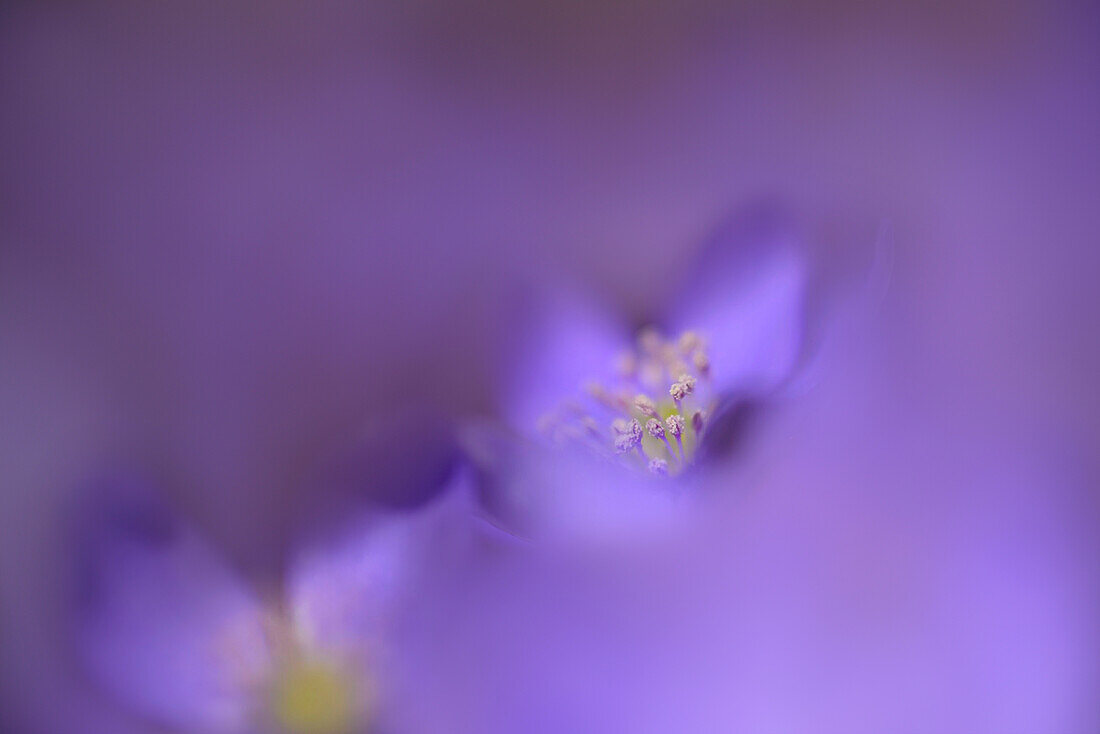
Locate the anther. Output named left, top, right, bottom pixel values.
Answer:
left=691, top=411, right=705, bottom=435
left=645, top=418, right=665, bottom=439
left=613, top=418, right=643, bottom=454
left=615, top=352, right=638, bottom=378
left=586, top=381, right=610, bottom=403
left=581, top=416, right=603, bottom=439
left=587, top=382, right=629, bottom=412
left=640, top=361, right=665, bottom=390
left=669, top=382, right=688, bottom=402
left=638, top=327, right=663, bottom=354
left=692, top=351, right=710, bottom=376
left=665, top=414, right=685, bottom=459
left=678, top=331, right=702, bottom=354
left=633, top=394, right=659, bottom=418
left=647, top=417, right=676, bottom=459
left=543, top=326, right=716, bottom=475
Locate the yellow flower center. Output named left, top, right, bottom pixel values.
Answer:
left=270, top=655, right=365, bottom=734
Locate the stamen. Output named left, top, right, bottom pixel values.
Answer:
left=615, top=352, right=638, bottom=378
left=692, top=350, right=710, bottom=377
left=545, top=328, right=716, bottom=477
left=668, top=360, right=691, bottom=381
left=612, top=418, right=643, bottom=454
left=665, top=414, right=685, bottom=438
left=665, top=414, right=685, bottom=459
left=678, top=331, right=702, bottom=354
left=585, top=381, right=611, bottom=404
left=587, top=382, right=628, bottom=413
left=633, top=395, right=659, bottom=418
left=639, top=361, right=665, bottom=391
left=669, top=381, right=687, bottom=411
left=646, top=417, right=676, bottom=458
left=581, top=416, right=602, bottom=439
left=637, top=327, right=663, bottom=354
left=669, top=382, right=688, bottom=402
left=648, top=458, right=669, bottom=476
left=645, top=417, right=665, bottom=440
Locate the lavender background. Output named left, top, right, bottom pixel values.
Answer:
left=2, top=1, right=1098, bottom=732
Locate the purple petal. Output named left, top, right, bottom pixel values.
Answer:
left=463, top=423, right=689, bottom=545
left=499, top=285, right=630, bottom=431
left=286, top=466, right=487, bottom=657
left=666, top=207, right=808, bottom=397
left=75, top=480, right=265, bottom=732
left=317, top=411, right=461, bottom=510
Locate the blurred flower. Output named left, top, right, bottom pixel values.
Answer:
left=74, top=469, right=479, bottom=734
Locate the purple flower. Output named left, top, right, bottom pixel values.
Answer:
left=468, top=208, right=812, bottom=540
left=74, top=468, right=481, bottom=734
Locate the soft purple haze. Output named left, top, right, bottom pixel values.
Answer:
left=2, top=1, right=1098, bottom=732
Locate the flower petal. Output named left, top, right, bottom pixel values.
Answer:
left=666, top=206, right=808, bottom=397
left=286, top=466, right=487, bottom=657
left=499, top=284, right=631, bottom=432
left=75, top=478, right=266, bottom=732
left=462, top=422, right=689, bottom=546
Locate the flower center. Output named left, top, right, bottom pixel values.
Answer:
left=261, top=609, right=371, bottom=734
left=270, top=655, right=360, bottom=734
left=539, top=328, right=714, bottom=476
left=214, top=606, right=371, bottom=734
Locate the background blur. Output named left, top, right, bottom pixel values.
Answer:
left=2, top=1, right=1098, bottom=732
